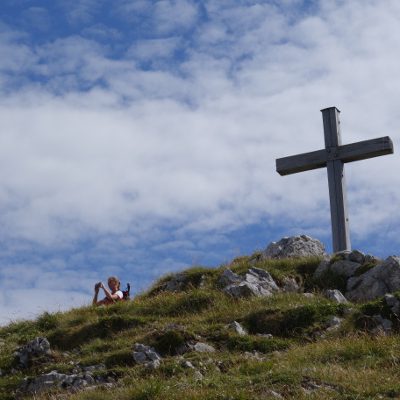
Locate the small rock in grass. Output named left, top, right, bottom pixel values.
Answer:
left=326, top=316, right=343, bottom=331
left=227, top=321, right=247, bottom=336
left=324, top=289, right=348, bottom=304
left=181, top=360, right=195, bottom=369
left=192, top=342, right=216, bottom=353
left=193, top=370, right=203, bottom=381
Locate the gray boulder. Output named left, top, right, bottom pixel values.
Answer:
left=132, top=343, right=161, bottom=369
left=314, top=259, right=361, bottom=279
left=263, top=235, right=326, bottom=259
left=222, top=268, right=279, bottom=298
left=14, top=337, right=52, bottom=369
left=346, top=256, right=400, bottom=302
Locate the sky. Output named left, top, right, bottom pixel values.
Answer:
left=0, top=0, right=400, bottom=325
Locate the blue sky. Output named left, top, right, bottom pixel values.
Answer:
left=1, top=0, right=400, bottom=324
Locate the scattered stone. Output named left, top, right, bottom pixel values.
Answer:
left=227, top=321, right=247, bottom=336
left=256, top=333, right=273, bottom=338
left=181, top=360, right=195, bottom=369
left=263, top=235, right=326, bottom=259
left=132, top=343, right=162, bottom=369
left=303, top=292, right=315, bottom=298
left=326, top=316, right=343, bottom=331
left=191, top=342, right=216, bottom=353
left=346, top=256, right=400, bottom=302
left=324, top=289, right=348, bottom=304
left=282, top=277, right=301, bottom=293
left=193, top=370, right=203, bottom=381
left=14, top=337, right=52, bottom=369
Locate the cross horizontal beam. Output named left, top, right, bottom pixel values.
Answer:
left=276, top=136, right=393, bottom=176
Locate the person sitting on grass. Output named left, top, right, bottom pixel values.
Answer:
left=92, top=276, right=123, bottom=306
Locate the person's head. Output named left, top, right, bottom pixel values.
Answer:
left=107, top=276, right=120, bottom=292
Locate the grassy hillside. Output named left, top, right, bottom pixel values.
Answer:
left=1, top=255, right=400, bottom=399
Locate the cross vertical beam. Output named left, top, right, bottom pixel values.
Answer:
left=322, top=107, right=351, bottom=252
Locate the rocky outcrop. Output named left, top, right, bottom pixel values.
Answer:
left=346, top=256, right=400, bottom=302
left=20, top=370, right=95, bottom=393
left=14, top=337, right=52, bottom=369
left=263, top=235, right=326, bottom=259
left=314, top=250, right=379, bottom=280
left=221, top=268, right=279, bottom=298
left=19, top=364, right=111, bottom=394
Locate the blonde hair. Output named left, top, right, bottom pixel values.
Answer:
left=107, top=276, right=120, bottom=290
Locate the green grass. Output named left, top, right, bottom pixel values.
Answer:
left=1, top=255, right=400, bottom=399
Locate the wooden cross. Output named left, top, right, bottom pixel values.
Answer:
left=276, top=107, right=394, bottom=253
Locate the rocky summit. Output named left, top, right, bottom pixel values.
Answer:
left=263, top=235, right=326, bottom=259
left=1, top=236, right=400, bottom=399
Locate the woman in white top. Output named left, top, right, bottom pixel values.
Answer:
left=92, top=276, right=123, bottom=306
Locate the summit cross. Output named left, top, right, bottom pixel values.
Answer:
left=276, top=107, right=394, bottom=253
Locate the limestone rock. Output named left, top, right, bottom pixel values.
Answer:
left=193, top=370, right=204, bottom=380
left=346, top=256, right=400, bottom=302
left=282, top=277, right=301, bottom=293
left=19, top=370, right=96, bottom=394
left=192, top=342, right=216, bottom=353
left=222, top=268, right=279, bottom=298
left=218, top=269, right=242, bottom=287
left=14, top=337, right=52, bottom=369
left=226, top=321, right=247, bottom=336
left=181, top=360, right=195, bottom=369
left=324, top=289, right=348, bottom=304
left=326, top=316, right=343, bottom=331
left=263, top=235, right=326, bottom=259
left=314, top=259, right=360, bottom=279
left=132, top=343, right=161, bottom=369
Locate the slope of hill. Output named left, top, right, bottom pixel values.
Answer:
left=1, top=251, right=400, bottom=399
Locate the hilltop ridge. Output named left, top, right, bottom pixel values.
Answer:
left=1, top=236, right=400, bottom=399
